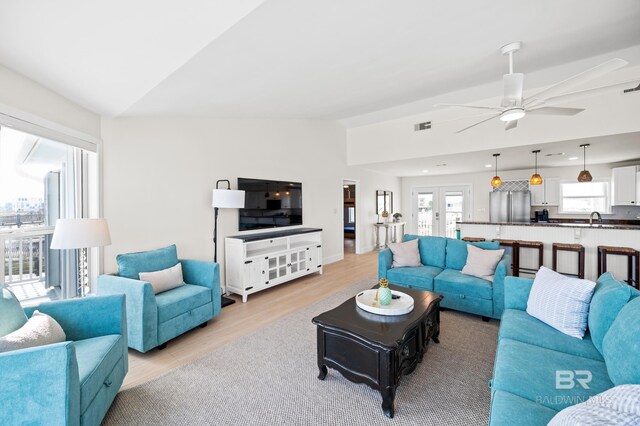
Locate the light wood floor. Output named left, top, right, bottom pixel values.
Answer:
left=122, top=249, right=377, bottom=390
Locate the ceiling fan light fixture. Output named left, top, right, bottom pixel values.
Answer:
left=577, top=144, right=593, bottom=182
left=490, top=153, right=502, bottom=187
left=500, top=108, right=526, bottom=122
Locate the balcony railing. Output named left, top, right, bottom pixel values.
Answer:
left=1, top=227, right=57, bottom=303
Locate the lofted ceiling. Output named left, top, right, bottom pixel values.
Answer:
left=365, top=132, right=640, bottom=177
left=0, top=0, right=639, bottom=120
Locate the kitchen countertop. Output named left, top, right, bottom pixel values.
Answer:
left=458, top=221, right=640, bottom=230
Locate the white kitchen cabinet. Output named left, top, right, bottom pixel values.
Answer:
left=530, top=178, right=559, bottom=206
left=225, top=228, right=323, bottom=302
left=612, top=166, right=639, bottom=206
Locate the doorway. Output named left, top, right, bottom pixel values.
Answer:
left=412, top=185, right=471, bottom=238
left=342, top=180, right=357, bottom=254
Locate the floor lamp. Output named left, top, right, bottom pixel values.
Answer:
left=50, top=218, right=112, bottom=297
left=212, top=179, right=245, bottom=307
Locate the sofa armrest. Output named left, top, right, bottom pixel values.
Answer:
left=97, top=275, right=158, bottom=352
left=25, top=295, right=126, bottom=342
left=491, top=255, right=511, bottom=318
left=180, top=259, right=221, bottom=315
left=378, top=249, right=393, bottom=279
left=504, top=276, right=535, bottom=311
left=0, top=342, right=80, bottom=426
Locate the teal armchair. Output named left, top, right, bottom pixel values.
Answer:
left=97, top=245, right=221, bottom=353
left=0, top=294, right=127, bottom=426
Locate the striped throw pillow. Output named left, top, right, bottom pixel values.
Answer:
left=526, top=266, right=596, bottom=339
left=548, top=384, right=640, bottom=425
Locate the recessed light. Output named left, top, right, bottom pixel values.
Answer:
left=343, top=185, right=349, bottom=188
left=484, top=164, right=492, bottom=168
left=568, top=156, right=579, bottom=160
left=422, top=169, right=429, bottom=173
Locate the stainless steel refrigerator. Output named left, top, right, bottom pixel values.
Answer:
left=490, top=191, right=531, bottom=223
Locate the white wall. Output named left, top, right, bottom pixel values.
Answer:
left=101, top=117, right=400, bottom=282
left=0, top=64, right=101, bottom=139
left=402, top=161, right=640, bottom=233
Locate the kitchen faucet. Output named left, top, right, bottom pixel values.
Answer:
left=589, top=211, right=603, bottom=225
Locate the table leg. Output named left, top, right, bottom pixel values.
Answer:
left=380, top=387, right=396, bottom=418
left=384, top=226, right=390, bottom=248
left=374, top=226, right=380, bottom=250
left=317, top=364, right=327, bottom=380
left=432, top=307, right=441, bottom=344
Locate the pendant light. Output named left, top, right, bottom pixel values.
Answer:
left=577, top=144, right=593, bottom=182
left=530, top=150, right=543, bottom=185
left=491, top=153, right=502, bottom=187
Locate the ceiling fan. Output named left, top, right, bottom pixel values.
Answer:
left=435, top=42, right=638, bottom=133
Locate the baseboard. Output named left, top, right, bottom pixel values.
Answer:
left=323, top=254, right=343, bottom=265
left=359, top=245, right=376, bottom=253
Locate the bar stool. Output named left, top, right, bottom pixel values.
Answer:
left=494, top=239, right=519, bottom=276
left=517, top=240, right=544, bottom=277
left=597, top=246, right=639, bottom=289
left=552, top=243, right=585, bottom=279
left=462, top=237, right=486, bottom=242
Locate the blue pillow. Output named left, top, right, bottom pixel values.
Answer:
left=403, top=235, right=447, bottom=268
left=445, top=238, right=499, bottom=270
left=0, top=288, right=27, bottom=337
left=117, top=244, right=179, bottom=280
left=588, top=273, right=633, bottom=355
left=603, top=297, right=640, bottom=385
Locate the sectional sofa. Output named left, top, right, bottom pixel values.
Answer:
left=489, top=273, right=640, bottom=425
left=379, top=235, right=510, bottom=320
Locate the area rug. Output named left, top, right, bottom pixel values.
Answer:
left=103, top=278, right=500, bottom=425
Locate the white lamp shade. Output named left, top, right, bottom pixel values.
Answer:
left=212, top=189, right=245, bottom=208
left=51, top=218, right=112, bottom=249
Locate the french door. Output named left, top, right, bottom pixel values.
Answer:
left=412, top=186, right=471, bottom=238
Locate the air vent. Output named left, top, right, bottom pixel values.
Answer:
left=414, top=121, right=432, bottom=131
left=623, top=83, right=640, bottom=94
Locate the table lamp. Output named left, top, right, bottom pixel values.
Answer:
left=212, top=179, right=245, bottom=307
left=51, top=218, right=112, bottom=297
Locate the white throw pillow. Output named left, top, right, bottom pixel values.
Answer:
left=548, top=384, right=640, bottom=425
left=139, top=263, right=185, bottom=294
left=0, top=310, right=66, bottom=353
left=388, top=239, right=422, bottom=268
left=526, top=266, right=596, bottom=339
left=461, top=244, right=505, bottom=282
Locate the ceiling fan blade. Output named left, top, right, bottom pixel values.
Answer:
left=433, top=111, right=498, bottom=125
left=527, top=106, right=585, bottom=116
left=435, top=103, right=502, bottom=111
left=524, top=58, right=628, bottom=104
left=502, top=73, right=524, bottom=107
left=540, top=79, right=639, bottom=106
left=456, top=114, right=501, bottom=133
left=504, top=120, right=518, bottom=131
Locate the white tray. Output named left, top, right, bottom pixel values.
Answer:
left=355, top=289, right=414, bottom=316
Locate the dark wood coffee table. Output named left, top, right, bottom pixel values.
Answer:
left=312, top=285, right=442, bottom=418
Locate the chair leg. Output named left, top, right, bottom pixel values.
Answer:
left=199, top=321, right=208, bottom=328
left=157, top=343, right=167, bottom=350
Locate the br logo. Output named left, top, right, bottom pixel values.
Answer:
left=556, top=370, right=592, bottom=389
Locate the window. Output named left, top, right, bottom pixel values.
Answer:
left=559, top=181, right=610, bottom=214
left=347, top=207, right=355, bottom=224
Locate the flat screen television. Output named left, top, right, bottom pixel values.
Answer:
left=238, top=178, right=302, bottom=231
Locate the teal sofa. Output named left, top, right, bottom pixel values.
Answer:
left=379, top=235, right=510, bottom=320
left=97, top=244, right=221, bottom=353
left=488, top=273, right=640, bottom=425
left=0, top=290, right=127, bottom=426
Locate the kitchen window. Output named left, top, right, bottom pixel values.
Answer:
left=559, top=181, right=611, bottom=214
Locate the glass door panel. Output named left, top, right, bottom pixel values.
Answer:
left=444, top=191, right=463, bottom=238
left=413, top=189, right=438, bottom=236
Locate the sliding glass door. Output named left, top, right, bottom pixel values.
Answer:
left=0, top=125, right=97, bottom=304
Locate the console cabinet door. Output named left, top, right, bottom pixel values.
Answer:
left=243, top=258, right=263, bottom=290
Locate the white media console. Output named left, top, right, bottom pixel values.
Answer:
left=225, top=228, right=323, bottom=302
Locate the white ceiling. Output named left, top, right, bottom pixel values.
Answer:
left=365, top=132, right=640, bottom=177
left=0, top=0, right=639, bottom=119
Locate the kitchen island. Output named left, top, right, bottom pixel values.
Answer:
left=459, top=221, right=640, bottom=282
